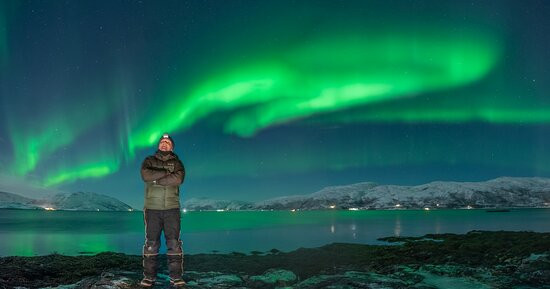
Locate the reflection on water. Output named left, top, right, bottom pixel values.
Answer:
left=3, top=233, right=112, bottom=256
left=0, top=208, right=549, bottom=256
left=394, top=216, right=401, bottom=237
left=435, top=217, right=441, bottom=234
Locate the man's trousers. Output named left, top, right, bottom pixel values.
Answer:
left=142, top=208, right=184, bottom=280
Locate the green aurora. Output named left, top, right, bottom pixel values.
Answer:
left=40, top=29, right=503, bottom=186
left=133, top=30, right=501, bottom=142
left=0, top=0, right=549, bottom=202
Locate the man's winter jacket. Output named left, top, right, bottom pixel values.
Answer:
left=141, top=150, right=185, bottom=210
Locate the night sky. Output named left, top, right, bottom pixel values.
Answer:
left=1, top=0, right=549, bottom=209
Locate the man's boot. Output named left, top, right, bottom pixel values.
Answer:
left=167, top=238, right=184, bottom=285
left=142, top=240, right=160, bottom=287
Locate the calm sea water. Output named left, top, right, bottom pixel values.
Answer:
left=0, top=208, right=549, bottom=257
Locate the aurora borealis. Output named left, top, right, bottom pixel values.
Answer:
left=1, top=1, right=549, bottom=208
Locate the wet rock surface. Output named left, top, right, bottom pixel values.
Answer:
left=1, top=231, right=549, bottom=289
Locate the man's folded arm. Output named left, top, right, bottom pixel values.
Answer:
left=141, top=158, right=168, bottom=182
left=157, top=161, right=185, bottom=186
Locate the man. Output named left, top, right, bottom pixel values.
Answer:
left=140, top=133, right=186, bottom=288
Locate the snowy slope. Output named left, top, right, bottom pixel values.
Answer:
left=40, top=192, right=133, bottom=211
left=183, top=197, right=254, bottom=211
left=183, top=177, right=550, bottom=210
left=0, top=191, right=43, bottom=209
left=257, top=177, right=550, bottom=210
left=5, top=177, right=548, bottom=211
left=0, top=191, right=134, bottom=211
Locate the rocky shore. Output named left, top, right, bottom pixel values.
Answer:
left=1, top=231, right=549, bottom=289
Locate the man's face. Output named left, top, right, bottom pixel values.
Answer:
left=158, top=139, right=173, bottom=152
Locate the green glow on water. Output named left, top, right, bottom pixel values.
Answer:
left=1, top=209, right=549, bottom=256
left=6, top=233, right=113, bottom=256
left=180, top=210, right=339, bottom=232
left=8, top=233, right=35, bottom=256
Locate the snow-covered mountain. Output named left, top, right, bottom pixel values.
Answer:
left=256, top=177, right=550, bottom=210
left=0, top=191, right=133, bottom=211
left=0, top=191, right=43, bottom=209
left=183, top=177, right=550, bottom=211
left=4, top=177, right=549, bottom=211
left=41, top=192, right=133, bottom=211
left=183, top=197, right=254, bottom=211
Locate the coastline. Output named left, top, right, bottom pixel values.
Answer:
left=1, top=231, right=549, bottom=289
left=1, top=206, right=549, bottom=213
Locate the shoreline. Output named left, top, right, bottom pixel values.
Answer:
left=1, top=206, right=549, bottom=213
left=1, top=230, right=549, bottom=289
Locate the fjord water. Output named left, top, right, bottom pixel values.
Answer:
left=0, top=208, right=549, bottom=257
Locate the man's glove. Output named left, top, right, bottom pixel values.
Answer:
left=164, top=164, right=175, bottom=173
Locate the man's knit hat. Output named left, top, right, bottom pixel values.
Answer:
left=159, top=133, right=174, bottom=147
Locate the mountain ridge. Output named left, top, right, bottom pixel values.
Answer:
left=183, top=176, right=550, bottom=211
left=3, top=177, right=549, bottom=211
left=0, top=191, right=133, bottom=211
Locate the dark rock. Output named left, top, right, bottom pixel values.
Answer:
left=247, top=268, right=297, bottom=288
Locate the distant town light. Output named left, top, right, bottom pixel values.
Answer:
left=291, top=209, right=296, bottom=212
left=329, top=205, right=336, bottom=209
left=182, top=208, right=187, bottom=213
left=424, top=207, right=430, bottom=211
left=395, top=204, right=401, bottom=207
left=128, top=208, right=133, bottom=212
left=348, top=208, right=359, bottom=211
left=44, top=207, right=55, bottom=211
left=466, top=205, right=473, bottom=209
left=216, top=209, right=225, bottom=212
left=96, top=209, right=100, bottom=211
